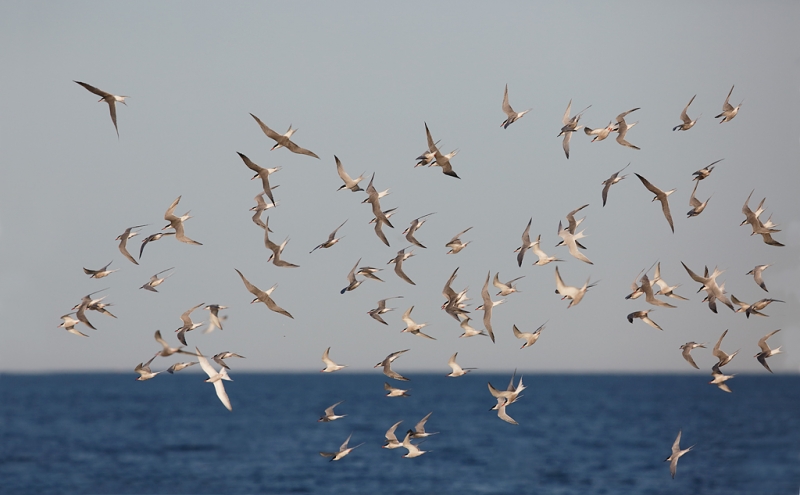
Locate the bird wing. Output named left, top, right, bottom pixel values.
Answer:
left=395, top=260, right=415, bottom=285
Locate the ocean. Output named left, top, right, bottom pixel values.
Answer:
left=1, top=373, right=798, bottom=494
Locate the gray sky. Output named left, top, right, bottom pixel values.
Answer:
left=1, top=1, right=798, bottom=373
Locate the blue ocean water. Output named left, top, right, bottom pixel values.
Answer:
left=1, top=373, right=798, bottom=494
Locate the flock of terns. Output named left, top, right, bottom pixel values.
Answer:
left=61, top=79, right=784, bottom=477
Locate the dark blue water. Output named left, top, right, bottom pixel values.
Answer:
left=1, top=373, right=798, bottom=494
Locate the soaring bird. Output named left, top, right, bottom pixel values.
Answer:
left=116, top=224, right=147, bottom=265
left=615, top=108, right=640, bottom=150
left=715, top=85, right=742, bottom=123
left=554, top=266, right=595, bottom=308
left=334, top=156, right=365, bottom=192
left=500, top=84, right=531, bottom=128
left=319, top=434, right=363, bottom=461
left=74, top=81, right=128, bottom=137
left=424, top=123, right=460, bottom=178
left=755, top=329, right=782, bottom=373
left=665, top=430, right=693, bottom=478
left=673, top=95, right=699, bottom=131
left=635, top=173, right=675, bottom=233
left=601, top=163, right=629, bottom=207
left=558, top=99, right=591, bottom=159
left=250, top=113, right=319, bottom=158
left=237, top=152, right=279, bottom=206
left=163, top=196, right=202, bottom=245
left=234, top=269, right=293, bottom=319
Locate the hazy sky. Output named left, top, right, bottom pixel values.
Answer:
left=1, top=1, right=798, bottom=373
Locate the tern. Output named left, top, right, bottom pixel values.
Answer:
left=408, top=412, right=438, bottom=439
left=712, top=330, right=739, bottom=367
left=653, top=263, right=688, bottom=301
left=262, top=219, right=299, bottom=268
left=321, top=347, right=347, bottom=373
left=250, top=193, right=269, bottom=229
left=458, top=317, right=487, bottom=338
left=680, top=342, right=706, bottom=370
left=334, top=155, right=364, bottom=192
left=196, top=347, right=233, bottom=411
left=357, top=266, right=384, bottom=282
left=74, top=81, right=128, bottom=137
left=377, top=350, right=410, bottom=381
left=627, top=310, right=662, bottom=331
left=514, top=219, right=535, bottom=266
left=213, top=352, right=245, bottom=370
left=250, top=113, right=319, bottom=158
left=403, top=212, right=435, bottom=248
left=635, top=173, right=675, bottom=233
left=116, top=224, right=147, bottom=265
left=755, top=329, right=782, bottom=373
left=488, top=373, right=525, bottom=408
left=318, top=401, right=346, bottom=422
left=166, top=362, right=197, bottom=374
left=615, top=108, right=640, bottom=150
left=512, top=322, right=545, bottom=349
left=400, top=431, right=428, bottom=458
left=310, top=220, right=347, bottom=253
left=82, top=260, right=118, bottom=279
left=681, top=262, right=734, bottom=312
left=424, top=123, right=460, bottom=178
left=139, top=232, right=174, bottom=259
left=384, top=382, right=410, bottom=397
left=715, top=85, right=742, bottom=123
left=237, top=152, right=279, bottom=206
left=134, top=353, right=161, bottom=381
left=441, top=267, right=470, bottom=321
left=175, top=302, right=205, bottom=346
left=746, top=298, right=783, bottom=319
left=340, top=258, right=363, bottom=294
left=558, top=99, right=591, bottom=159
left=447, top=352, right=476, bottom=377
left=74, top=289, right=109, bottom=330
left=140, top=267, right=175, bottom=292
left=741, top=191, right=784, bottom=247
left=401, top=306, right=434, bottom=340
left=584, top=121, right=617, bottom=142
left=692, top=159, right=724, bottom=181
left=58, top=313, right=88, bottom=337
left=730, top=294, right=766, bottom=317
left=746, top=264, right=771, bottom=292
left=493, top=273, right=524, bottom=296
left=446, top=227, right=472, bottom=254
left=601, top=163, right=629, bottom=207
left=479, top=272, right=503, bottom=343
left=686, top=182, right=711, bottom=218
left=639, top=274, right=676, bottom=308
left=530, top=234, right=562, bottom=266
left=500, top=84, right=531, bottom=128
left=203, top=304, right=228, bottom=334
left=710, top=363, right=734, bottom=393
left=383, top=421, right=405, bottom=448
left=320, top=434, right=363, bottom=461
left=557, top=221, right=593, bottom=265
left=154, top=330, right=196, bottom=357
left=234, top=268, right=293, bottom=319
left=368, top=296, right=403, bottom=325
left=87, top=298, right=117, bottom=318
left=665, top=430, right=693, bottom=479
left=673, top=95, right=699, bottom=131
left=163, top=196, right=202, bottom=245
left=554, top=266, right=596, bottom=308
left=390, top=247, right=416, bottom=285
